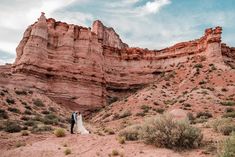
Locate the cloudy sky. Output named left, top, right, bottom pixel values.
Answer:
left=0, top=0, right=234, bottom=64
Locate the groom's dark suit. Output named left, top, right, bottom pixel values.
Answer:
left=70, top=112, right=77, bottom=134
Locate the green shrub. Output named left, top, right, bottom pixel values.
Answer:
left=141, top=115, right=203, bottom=149
left=0, top=109, right=8, bottom=119
left=140, top=105, right=151, bottom=113
left=15, top=141, right=26, bottom=147
left=32, top=115, right=43, bottom=122
left=187, top=112, right=195, bottom=122
left=136, top=112, right=146, bottom=117
left=31, top=125, right=52, bottom=133
left=212, top=118, right=233, bottom=132
left=220, top=101, right=235, bottom=106
left=222, top=112, right=235, bottom=118
left=212, top=118, right=235, bottom=135
left=163, top=99, right=177, bottom=105
left=8, top=107, right=20, bottom=113
left=33, top=99, right=45, bottom=107
left=43, top=114, right=59, bottom=125
left=221, top=88, right=228, bottom=92
left=225, top=108, right=234, bottom=113
left=193, top=117, right=208, bottom=124
left=24, top=105, right=32, bottom=110
left=54, top=128, right=66, bottom=137
left=219, top=125, right=235, bottom=136
left=24, top=109, right=32, bottom=115
left=108, top=97, right=119, bottom=104
left=41, top=110, right=50, bottom=115
left=217, top=133, right=235, bottom=157
left=21, top=116, right=30, bottom=121
left=118, top=125, right=142, bottom=141
left=64, top=148, right=71, bottom=155
left=6, top=98, right=15, bottom=104
left=49, top=107, right=56, bottom=112
left=196, top=112, right=212, bottom=119
left=0, top=91, right=5, bottom=96
left=154, top=108, right=165, bottom=114
left=15, top=90, right=27, bottom=95
left=199, top=80, right=206, bottom=85
left=194, top=63, right=203, bottom=68
left=183, top=103, right=191, bottom=107
left=24, top=120, right=37, bottom=127
left=4, top=121, right=22, bottom=133
left=118, top=110, right=132, bottom=119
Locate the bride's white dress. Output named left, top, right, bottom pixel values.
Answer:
left=75, top=114, right=89, bottom=134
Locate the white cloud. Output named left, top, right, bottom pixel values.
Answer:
left=139, top=0, right=171, bottom=15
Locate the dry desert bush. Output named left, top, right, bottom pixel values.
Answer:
left=119, top=114, right=203, bottom=149
left=217, top=133, right=235, bottom=157
left=54, top=128, right=66, bottom=137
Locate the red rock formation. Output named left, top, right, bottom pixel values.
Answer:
left=4, top=13, right=233, bottom=111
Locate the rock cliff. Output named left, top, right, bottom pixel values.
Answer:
left=2, top=13, right=234, bottom=111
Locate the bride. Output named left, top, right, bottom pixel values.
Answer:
left=75, top=112, right=89, bottom=134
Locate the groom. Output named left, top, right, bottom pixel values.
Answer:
left=70, top=111, right=78, bottom=134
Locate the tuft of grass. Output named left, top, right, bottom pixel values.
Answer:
left=24, top=120, right=37, bottom=127
left=54, top=128, right=66, bottom=137
left=136, top=112, right=146, bottom=117
left=222, top=112, right=235, bottom=118
left=24, top=105, right=32, bottom=110
left=0, top=109, right=9, bottom=119
left=43, top=114, right=59, bottom=125
left=64, top=148, right=71, bottom=155
left=31, top=125, right=52, bottom=133
left=104, top=128, right=115, bottom=135
left=8, top=107, right=20, bottom=113
left=4, top=121, right=22, bottom=133
left=163, top=99, right=177, bottom=106
left=49, top=107, right=56, bottom=112
left=119, top=125, right=142, bottom=141
left=15, top=90, right=27, bottom=95
left=225, top=108, right=234, bottom=113
left=117, top=136, right=126, bottom=144
left=118, top=110, right=132, bottom=119
left=15, top=141, right=26, bottom=148
left=41, top=110, right=50, bottom=115
left=6, top=98, right=15, bottom=104
left=154, top=108, right=165, bottom=114
left=217, top=133, right=235, bottom=157
left=194, top=63, right=203, bottom=68
left=140, top=105, right=151, bottom=113
left=21, top=130, right=29, bottom=136
left=24, top=109, right=32, bottom=115
left=220, top=101, right=235, bottom=106
left=211, top=118, right=235, bottom=136
left=112, top=149, right=119, bottom=156
left=196, top=112, right=212, bottom=119
left=33, top=98, right=45, bottom=107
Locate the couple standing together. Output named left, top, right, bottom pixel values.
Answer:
left=70, top=111, right=89, bottom=134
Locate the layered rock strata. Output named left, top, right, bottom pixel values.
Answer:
left=8, top=13, right=234, bottom=110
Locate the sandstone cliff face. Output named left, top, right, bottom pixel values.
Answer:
left=9, top=13, right=234, bottom=110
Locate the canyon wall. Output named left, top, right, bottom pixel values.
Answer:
left=9, top=13, right=234, bottom=110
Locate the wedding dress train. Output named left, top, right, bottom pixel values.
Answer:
left=76, top=114, right=89, bottom=134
